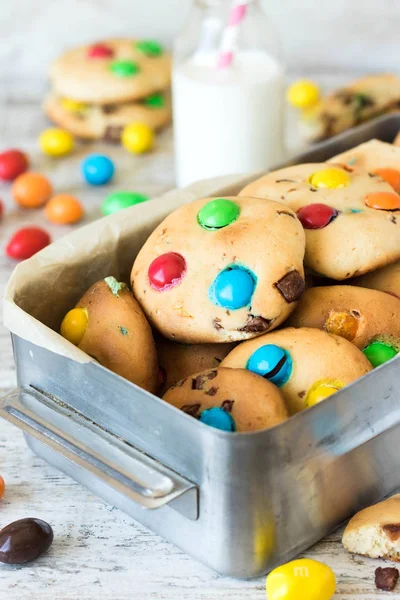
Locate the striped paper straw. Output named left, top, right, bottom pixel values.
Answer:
left=217, top=0, right=249, bottom=69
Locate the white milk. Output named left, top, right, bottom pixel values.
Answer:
left=173, top=50, right=285, bottom=188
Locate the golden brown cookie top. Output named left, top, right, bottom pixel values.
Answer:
left=131, top=196, right=306, bottom=344
left=287, top=285, right=400, bottom=367
left=66, top=277, right=158, bottom=392
left=240, top=163, right=400, bottom=280
left=163, top=367, right=288, bottom=433
left=353, top=260, right=400, bottom=299
left=221, top=327, right=372, bottom=414
left=50, top=39, right=171, bottom=104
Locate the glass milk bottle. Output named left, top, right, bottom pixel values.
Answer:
left=173, top=0, right=284, bottom=188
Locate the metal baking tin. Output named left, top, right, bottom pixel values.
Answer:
left=2, top=114, right=400, bottom=578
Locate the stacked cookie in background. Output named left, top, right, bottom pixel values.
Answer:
left=44, top=39, right=171, bottom=142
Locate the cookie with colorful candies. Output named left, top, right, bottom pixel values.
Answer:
left=328, top=139, right=400, bottom=192
left=239, top=163, right=400, bottom=280
left=221, top=327, right=372, bottom=414
left=60, top=277, right=158, bottom=393
left=287, top=285, right=400, bottom=368
left=131, top=196, right=306, bottom=343
left=162, top=367, right=289, bottom=433
left=49, top=38, right=171, bottom=105
left=44, top=92, right=171, bottom=142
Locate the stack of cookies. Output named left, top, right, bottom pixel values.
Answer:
left=44, top=38, right=172, bottom=142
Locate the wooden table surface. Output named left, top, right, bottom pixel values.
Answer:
left=0, top=80, right=398, bottom=599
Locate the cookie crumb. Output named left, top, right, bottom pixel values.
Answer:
left=104, top=276, right=128, bottom=297
left=375, top=567, right=399, bottom=591
left=103, top=125, right=123, bottom=143
left=274, top=270, right=305, bottom=303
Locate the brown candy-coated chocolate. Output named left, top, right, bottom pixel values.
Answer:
left=0, top=518, right=53, bottom=564
left=375, top=566, right=399, bottom=591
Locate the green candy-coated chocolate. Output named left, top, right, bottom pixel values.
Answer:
left=363, top=341, right=398, bottom=368
left=136, top=40, right=163, bottom=57
left=110, top=60, right=140, bottom=78
left=102, top=191, right=149, bottom=216
left=198, top=198, right=240, bottom=230
left=144, top=93, right=165, bottom=108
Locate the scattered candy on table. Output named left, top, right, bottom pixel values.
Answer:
left=12, top=172, right=53, bottom=208
left=0, top=475, right=5, bottom=500
left=266, top=558, right=336, bottom=600
left=101, top=191, right=149, bottom=216
left=45, top=193, right=84, bottom=225
left=0, top=149, right=29, bottom=181
left=0, top=518, right=54, bottom=564
left=121, top=122, right=154, bottom=154
left=6, top=226, right=51, bottom=260
left=39, top=128, right=74, bottom=157
left=287, top=79, right=321, bottom=110
left=81, top=154, right=115, bottom=185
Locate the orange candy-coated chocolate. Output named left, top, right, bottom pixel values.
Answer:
left=324, top=311, right=359, bottom=342
left=364, top=191, right=400, bottom=211
left=12, top=173, right=53, bottom=208
left=374, top=168, right=400, bottom=193
left=45, top=194, right=84, bottom=225
left=0, top=475, right=5, bottom=499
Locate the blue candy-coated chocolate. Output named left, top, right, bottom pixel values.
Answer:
left=199, top=407, right=236, bottom=432
left=81, top=154, right=115, bottom=186
left=209, top=266, right=256, bottom=310
left=246, top=344, right=292, bottom=387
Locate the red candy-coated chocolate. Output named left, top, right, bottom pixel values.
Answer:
left=6, top=227, right=51, bottom=260
left=148, top=252, right=186, bottom=291
left=0, top=149, right=29, bottom=181
left=296, top=203, right=338, bottom=229
left=88, top=43, right=114, bottom=59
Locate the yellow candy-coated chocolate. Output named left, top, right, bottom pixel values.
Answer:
left=309, top=168, right=351, bottom=190
left=121, top=122, right=154, bottom=154
left=60, top=97, right=89, bottom=114
left=287, top=80, right=321, bottom=110
left=324, top=311, right=359, bottom=341
left=266, top=558, right=336, bottom=600
left=60, top=308, right=88, bottom=346
left=39, top=128, right=74, bottom=157
left=305, top=379, right=344, bottom=408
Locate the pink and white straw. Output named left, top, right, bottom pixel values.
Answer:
left=217, top=0, right=249, bottom=69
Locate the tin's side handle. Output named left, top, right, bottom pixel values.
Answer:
left=0, top=387, right=198, bottom=520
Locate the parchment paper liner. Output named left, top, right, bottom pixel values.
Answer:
left=3, top=173, right=258, bottom=364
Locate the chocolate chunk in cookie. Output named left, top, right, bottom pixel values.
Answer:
left=274, top=270, right=305, bottom=303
